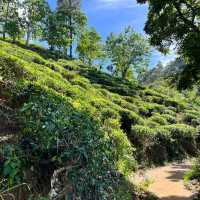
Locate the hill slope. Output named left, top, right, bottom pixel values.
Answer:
left=0, top=40, right=200, bottom=199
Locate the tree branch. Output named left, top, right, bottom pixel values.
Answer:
left=173, top=1, right=200, bottom=33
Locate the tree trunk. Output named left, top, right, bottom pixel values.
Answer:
left=50, top=45, right=54, bottom=51
left=26, top=26, right=31, bottom=46
left=3, top=1, right=11, bottom=40
left=69, top=0, right=73, bottom=58
left=122, top=68, right=128, bottom=80
left=88, top=59, right=92, bottom=66
left=69, top=15, right=73, bottom=58
left=12, top=36, right=16, bottom=43
left=3, top=31, right=6, bottom=40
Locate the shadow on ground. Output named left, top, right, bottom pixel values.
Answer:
left=166, top=163, right=192, bottom=182
left=161, top=195, right=194, bottom=200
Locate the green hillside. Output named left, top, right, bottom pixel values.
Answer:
left=0, top=40, right=200, bottom=199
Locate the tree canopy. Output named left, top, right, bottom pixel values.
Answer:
left=137, top=0, right=200, bottom=88
left=57, top=0, right=87, bottom=57
left=106, top=26, right=151, bottom=80
left=76, top=28, right=104, bottom=65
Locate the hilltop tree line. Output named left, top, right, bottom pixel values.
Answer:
left=0, top=0, right=86, bottom=57
left=2, top=0, right=199, bottom=87
left=0, top=0, right=151, bottom=80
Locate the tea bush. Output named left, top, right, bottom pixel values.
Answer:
left=0, top=39, right=200, bottom=199
left=148, top=113, right=168, bottom=125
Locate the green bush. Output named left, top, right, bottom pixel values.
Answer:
left=1, top=39, right=200, bottom=198
left=130, top=124, right=198, bottom=166
left=163, top=124, right=197, bottom=158
left=138, top=102, right=165, bottom=117
left=183, top=112, right=200, bottom=126
left=145, top=120, right=159, bottom=128
left=163, top=109, right=176, bottom=117
left=162, top=114, right=177, bottom=124
left=0, top=145, right=24, bottom=187
left=164, top=98, right=186, bottom=111
left=184, top=156, right=200, bottom=198
left=130, top=125, right=164, bottom=166
left=17, top=85, right=136, bottom=199
left=0, top=53, right=26, bottom=81
left=149, top=113, right=168, bottom=125
left=120, top=109, right=144, bottom=134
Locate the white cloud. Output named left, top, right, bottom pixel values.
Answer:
left=152, top=51, right=177, bottom=67
left=95, top=0, right=144, bottom=10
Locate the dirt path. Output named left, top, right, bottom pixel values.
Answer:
left=145, top=160, right=194, bottom=200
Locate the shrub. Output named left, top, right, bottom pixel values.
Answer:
left=191, top=118, right=200, bottom=127
left=138, top=102, right=165, bottom=117
left=145, top=120, right=159, bottom=128
left=17, top=85, right=136, bottom=199
left=130, top=124, right=198, bottom=166
left=149, top=113, right=168, bottom=125
left=162, top=114, right=177, bottom=124
left=100, top=108, right=120, bottom=125
left=61, top=71, right=77, bottom=82
left=0, top=145, right=24, bottom=187
left=32, top=56, right=45, bottom=65
left=130, top=125, right=156, bottom=165
left=45, top=61, right=61, bottom=72
left=150, top=96, right=164, bottom=104
left=183, top=112, right=200, bottom=126
left=163, top=124, right=197, bottom=158
left=113, top=99, right=138, bottom=113
left=58, top=59, right=79, bottom=71
left=184, top=156, right=200, bottom=198
left=164, top=98, right=185, bottom=111
left=120, top=109, right=144, bottom=134
left=138, top=106, right=150, bottom=117
left=163, top=109, right=176, bottom=117
left=0, top=53, right=26, bottom=81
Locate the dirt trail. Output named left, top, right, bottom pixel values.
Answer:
left=145, top=160, right=194, bottom=200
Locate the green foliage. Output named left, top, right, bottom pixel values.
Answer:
left=42, top=10, right=71, bottom=52
left=137, top=0, right=200, bottom=88
left=162, top=114, right=177, bottom=124
left=0, top=145, right=24, bottom=187
left=28, top=196, right=49, bottom=200
left=0, top=40, right=200, bottom=198
left=185, top=162, right=200, bottom=182
left=183, top=112, right=200, bottom=127
left=4, top=20, right=21, bottom=42
left=161, top=124, right=197, bottom=158
left=22, top=0, right=50, bottom=46
left=0, top=0, right=20, bottom=40
left=106, top=26, right=151, bottom=80
left=16, top=84, right=136, bottom=199
left=57, top=0, right=87, bottom=57
left=77, top=28, right=104, bottom=65
left=149, top=113, right=168, bottom=125
left=142, top=58, right=185, bottom=85
left=130, top=124, right=197, bottom=166
left=184, top=156, right=200, bottom=198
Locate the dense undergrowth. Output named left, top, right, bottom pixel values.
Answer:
left=0, top=39, right=200, bottom=199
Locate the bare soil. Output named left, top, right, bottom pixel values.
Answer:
left=146, top=160, right=194, bottom=200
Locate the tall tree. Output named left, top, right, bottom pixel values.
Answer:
left=106, top=26, right=151, bottom=80
left=137, top=0, right=200, bottom=88
left=42, top=9, right=71, bottom=53
left=21, top=0, right=49, bottom=46
left=0, top=0, right=19, bottom=39
left=76, top=28, right=104, bottom=65
left=57, top=0, right=87, bottom=58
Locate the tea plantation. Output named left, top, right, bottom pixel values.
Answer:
left=0, top=40, right=200, bottom=199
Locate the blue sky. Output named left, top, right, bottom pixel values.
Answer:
left=48, top=0, right=177, bottom=68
